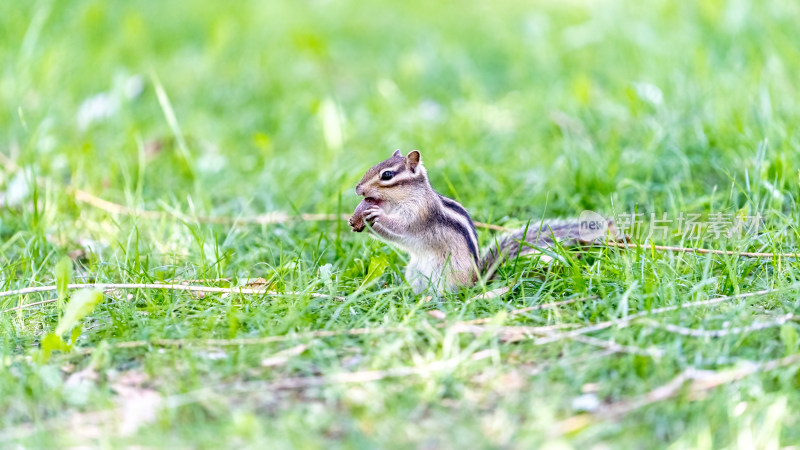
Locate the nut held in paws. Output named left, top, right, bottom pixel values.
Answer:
left=349, top=199, right=372, bottom=232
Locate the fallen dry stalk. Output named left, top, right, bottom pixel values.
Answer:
left=75, top=188, right=348, bottom=224
left=1, top=298, right=60, bottom=314
left=0, top=283, right=344, bottom=312
left=570, top=335, right=663, bottom=358
left=73, top=188, right=506, bottom=231
left=533, top=286, right=796, bottom=346
left=555, top=353, right=800, bottom=435
left=605, top=241, right=798, bottom=259
left=642, top=313, right=795, bottom=338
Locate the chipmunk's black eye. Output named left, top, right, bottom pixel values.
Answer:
left=380, top=170, right=394, bottom=181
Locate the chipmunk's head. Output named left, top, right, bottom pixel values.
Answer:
left=355, top=149, right=429, bottom=204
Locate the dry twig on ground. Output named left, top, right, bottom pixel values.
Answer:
left=533, top=286, right=795, bottom=346
left=73, top=188, right=507, bottom=231
left=0, top=283, right=344, bottom=313
left=555, top=353, right=800, bottom=435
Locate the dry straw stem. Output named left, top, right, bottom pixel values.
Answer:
left=533, top=286, right=796, bottom=346
left=570, top=335, right=663, bottom=358
left=74, top=188, right=348, bottom=224
left=0, top=283, right=344, bottom=312
left=167, top=277, right=232, bottom=284
left=555, top=353, right=800, bottom=435
left=1, top=297, right=59, bottom=314
left=606, top=240, right=798, bottom=259
left=642, top=313, right=795, bottom=338
left=73, top=188, right=506, bottom=231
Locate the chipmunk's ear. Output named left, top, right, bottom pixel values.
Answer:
left=405, top=150, right=421, bottom=172
left=392, top=149, right=402, bottom=158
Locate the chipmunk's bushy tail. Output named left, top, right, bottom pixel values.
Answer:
left=479, top=218, right=621, bottom=279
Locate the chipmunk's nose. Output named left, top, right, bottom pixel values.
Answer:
left=355, top=185, right=364, bottom=196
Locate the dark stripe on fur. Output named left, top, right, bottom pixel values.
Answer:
left=430, top=207, right=479, bottom=264
left=437, top=193, right=479, bottom=244
left=388, top=164, right=406, bottom=176
left=375, top=164, right=406, bottom=182
left=360, top=156, right=406, bottom=185
left=382, top=176, right=425, bottom=188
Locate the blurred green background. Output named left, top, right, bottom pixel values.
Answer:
left=4, top=0, right=798, bottom=218
left=3, top=0, right=800, bottom=447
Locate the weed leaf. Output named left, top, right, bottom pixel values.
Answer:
left=38, top=332, right=69, bottom=362
left=362, top=255, right=389, bottom=287
left=55, top=289, right=103, bottom=336
left=55, top=256, right=73, bottom=310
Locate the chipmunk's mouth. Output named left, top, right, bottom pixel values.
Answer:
left=364, top=197, right=381, bottom=206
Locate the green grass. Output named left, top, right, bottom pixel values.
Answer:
left=2, top=0, right=800, bottom=447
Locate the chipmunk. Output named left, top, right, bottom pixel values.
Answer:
left=349, top=150, right=619, bottom=294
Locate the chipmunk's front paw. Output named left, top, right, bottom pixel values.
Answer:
left=364, top=205, right=384, bottom=224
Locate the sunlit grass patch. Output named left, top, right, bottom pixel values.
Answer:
left=2, top=0, right=800, bottom=447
